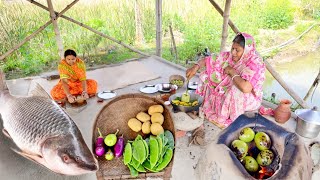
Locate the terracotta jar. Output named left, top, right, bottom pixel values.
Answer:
left=274, top=99, right=292, bottom=124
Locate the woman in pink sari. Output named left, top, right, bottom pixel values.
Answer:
left=186, top=33, right=265, bottom=128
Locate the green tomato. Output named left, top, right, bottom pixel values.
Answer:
left=105, top=149, right=114, bottom=160
left=239, top=127, right=255, bottom=142
left=242, top=156, right=259, bottom=172
left=256, top=150, right=274, bottom=166
left=230, top=140, right=248, bottom=160
left=254, top=132, right=271, bottom=151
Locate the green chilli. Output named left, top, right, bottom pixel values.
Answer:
left=155, top=148, right=173, bottom=171
left=149, top=136, right=159, bottom=168
left=123, top=143, right=132, bottom=165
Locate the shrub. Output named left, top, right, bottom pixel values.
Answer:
left=261, top=0, right=294, bottom=29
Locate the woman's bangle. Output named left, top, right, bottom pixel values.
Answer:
left=194, top=63, right=200, bottom=70
left=231, top=74, right=240, bottom=81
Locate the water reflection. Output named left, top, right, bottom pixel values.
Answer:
left=263, top=51, right=320, bottom=107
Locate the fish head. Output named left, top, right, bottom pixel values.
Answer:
left=41, top=134, right=98, bottom=175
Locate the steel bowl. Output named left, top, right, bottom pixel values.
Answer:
left=169, top=92, right=203, bottom=113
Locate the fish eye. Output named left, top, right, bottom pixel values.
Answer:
left=75, top=156, right=80, bottom=162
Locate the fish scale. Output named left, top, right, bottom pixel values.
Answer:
left=0, top=71, right=98, bottom=175
left=2, top=96, right=74, bottom=154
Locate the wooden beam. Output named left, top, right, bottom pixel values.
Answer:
left=26, top=0, right=149, bottom=57
left=169, top=24, right=178, bottom=62
left=47, top=0, right=64, bottom=59
left=134, top=0, right=144, bottom=45
left=208, top=0, right=240, bottom=34
left=220, top=0, right=232, bottom=52
left=0, top=0, right=78, bottom=61
left=264, top=60, right=309, bottom=108
left=303, top=68, right=320, bottom=101
left=155, top=0, right=162, bottom=57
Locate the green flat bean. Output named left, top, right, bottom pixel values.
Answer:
left=142, top=139, right=149, bottom=162
left=127, top=164, right=139, bottom=177
left=156, top=136, right=163, bottom=159
left=142, top=160, right=159, bottom=173
left=123, top=143, right=132, bottom=165
left=130, top=158, right=146, bottom=173
left=132, top=140, right=146, bottom=164
left=149, top=136, right=159, bottom=168
left=129, top=157, right=140, bottom=169
left=155, top=148, right=173, bottom=171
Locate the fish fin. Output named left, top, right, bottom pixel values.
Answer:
left=11, top=148, right=45, bottom=165
left=0, top=69, right=8, bottom=91
left=28, top=82, right=51, bottom=99
left=2, top=128, right=12, bottom=139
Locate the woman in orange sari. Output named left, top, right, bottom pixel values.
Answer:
left=51, top=49, right=98, bottom=103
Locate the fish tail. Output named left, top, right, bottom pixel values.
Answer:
left=0, top=69, right=8, bottom=91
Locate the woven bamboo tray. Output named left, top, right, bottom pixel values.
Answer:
left=92, top=93, right=175, bottom=180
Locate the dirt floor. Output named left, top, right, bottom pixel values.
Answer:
left=1, top=56, right=319, bottom=180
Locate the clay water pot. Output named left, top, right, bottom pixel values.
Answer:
left=274, top=99, right=292, bottom=124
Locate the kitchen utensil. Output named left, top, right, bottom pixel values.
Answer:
left=295, top=106, right=320, bottom=138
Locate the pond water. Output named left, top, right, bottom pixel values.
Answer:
left=263, top=51, right=320, bottom=107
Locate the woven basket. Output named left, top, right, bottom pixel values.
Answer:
left=92, top=93, right=175, bottom=180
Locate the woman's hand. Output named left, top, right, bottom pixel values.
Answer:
left=224, top=66, right=236, bottom=76
left=186, top=65, right=199, bottom=80
left=67, top=94, right=76, bottom=103
left=82, top=91, right=89, bottom=99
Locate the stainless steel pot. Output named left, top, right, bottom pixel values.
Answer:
left=295, top=107, right=320, bottom=138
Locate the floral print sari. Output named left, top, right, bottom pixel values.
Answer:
left=196, top=33, right=265, bottom=128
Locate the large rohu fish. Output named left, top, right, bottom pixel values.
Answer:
left=0, top=71, right=98, bottom=175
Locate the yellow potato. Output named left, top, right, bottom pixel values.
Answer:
left=141, top=121, right=151, bottom=134
left=151, top=113, right=164, bottom=125
left=136, top=112, right=151, bottom=122
left=148, top=105, right=164, bottom=115
left=128, top=118, right=142, bottom=132
left=150, top=123, right=164, bottom=136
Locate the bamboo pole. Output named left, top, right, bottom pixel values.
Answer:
left=26, top=0, right=149, bottom=57
left=220, top=0, right=232, bottom=52
left=208, top=0, right=240, bottom=34
left=264, top=60, right=309, bottom=108
left=155, top=0, right=162, bottom=57
left=303, top=68, right=320, bottom=101
left=169, top=24, right=178, bottom=62
left=0, top=0, right=79, bottom=61
left=47, top=0, right=64, bottom=59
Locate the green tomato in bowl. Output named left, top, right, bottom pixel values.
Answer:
left=239, top=127, right=255, bottom=143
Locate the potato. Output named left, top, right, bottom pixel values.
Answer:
left=150, top=123, right=164, bottom=136
left=148, top=105, right=164, bottom=115
left=151, top=113, right=164, bottom=125
left=141, top=121, right=151, bottom=134
left=136, top=112, right=151, bottom=122
left=128, top=118, right=142, bottom=132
